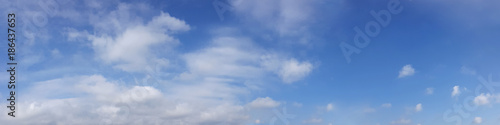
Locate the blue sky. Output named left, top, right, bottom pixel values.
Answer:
left=1, top=0, right=500, bottom=124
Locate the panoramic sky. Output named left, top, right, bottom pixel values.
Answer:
left=1, top=0, right=500, bottom=124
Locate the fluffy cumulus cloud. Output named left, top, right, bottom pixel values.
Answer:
left=248, top=97, right=281, bottom=108
left=415, top=103, right=422, bottom=112
left=474, top=93, right=491, bottom=105
left=474, top=93, right=500, bottom=106
left=452, top=86, right=461, bottom=97
left=90, top=11, right=189, bottom=72
left=260, top=54, right=313, bottom=83
left=277, top=58, right=313, bottom=83
left=398, top=64, right=415, bottom=78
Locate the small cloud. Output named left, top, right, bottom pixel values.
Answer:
left=452, top=86, right=461, bottom=97
left=415, top=103, right=422, bottom=112
left=248, top=97, right=280, bottom=108
left=279, top=58, right=313, bottom=83
left=398, top=65, right=415, bottom=78
left=474, top=117, right=482, bottom=124
left=326, top=103, right=334, bottom=111
left=382, top=103, right=392, bottom=108
left=426, top=87, right=434, bottom=95
left=63, top=27, right=89, bottom=42
left=261, top=55, right=314, bottom=84
left=474, top=93, right=491, bottom=106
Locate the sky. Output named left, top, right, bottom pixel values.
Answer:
left=0, top=0, right=500, bottom=124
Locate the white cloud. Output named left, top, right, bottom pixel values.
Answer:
left=0, top=1, right=320, bottom=124
left=326, top=103, right=334, bottom=111
left=5, top=33, right=317, bottom=124
left=182, top=36, right=313, bottom=84
left=0, top=75, right=251, bottom=125
left=398, top=64, right=415, bottom=78
left=118, top=86, right=162, bottom=103
left=415, top=103, right=423, bottom=112
left=183, top=37, right=263, bottom=78
left=261, top=54, right=313, bottom=83
left=279, top=59, right=313, bottom=83
left=63, top=3, right=188, bottom=73
left=452, top=86, right=461, bottom=97
left=391, top=118, right=411, bottom=125
left=474, top=93, right=491, bottom=105
left=474, top=117, right=482, bottom=124
left=426, top=87, right=434, bottom=95
left=382, top=103, right=392, bottom=108
left=248, top=97, right=280, bottom=108
left=473, top=93, right=500, bottom=106
left=167, top=79, right=249, bottom=103
left=63, top=27, right=90, bottom=42
left=90, top=12, right=189, bottom=72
